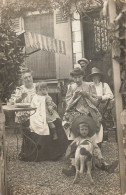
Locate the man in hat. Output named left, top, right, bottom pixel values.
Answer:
left=78, top=58, right=89, bottom=72
left=78, top=58, right=89, bottom=79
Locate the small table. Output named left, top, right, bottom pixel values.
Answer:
left=3, top=105, right=36, bottom=112
left=3, top=105, right=36, bottom=159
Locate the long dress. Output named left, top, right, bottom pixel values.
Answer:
left=20, top=118, right=68, bottom=162
left=63, top=82, right=102, bottom=142
left=89, top=82, right=114, bottom=142
left=13, top=85, right=68, bottom=161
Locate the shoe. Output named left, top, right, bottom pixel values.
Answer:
left=102, top=160, right=118, bottom=173
left=62, top=166, right=76, bottom=177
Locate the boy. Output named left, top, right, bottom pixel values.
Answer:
left=62, top=120, right=118, bottom=176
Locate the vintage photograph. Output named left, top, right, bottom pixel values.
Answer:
left=0, top=0, right=126, bottom=194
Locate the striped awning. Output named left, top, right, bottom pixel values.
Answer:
left=24, top=31, right=66, bottom=55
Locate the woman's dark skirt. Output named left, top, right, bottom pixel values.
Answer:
left=19, top=119, right=69, bottom=162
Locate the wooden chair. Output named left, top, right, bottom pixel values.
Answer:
left=98, top=99, right=116, bottom=141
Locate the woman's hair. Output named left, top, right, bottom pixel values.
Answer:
left=36, top=82, right=48, bottom=93
left=21, top=68, right=33, bottom=80
left=22, top=68, right=32, bottom=75
left=70, top=67, right=84, bottom=77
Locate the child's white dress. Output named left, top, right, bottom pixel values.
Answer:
left=30, top=94, right=50, bottom=135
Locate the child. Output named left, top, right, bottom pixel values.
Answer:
left=64, top=122, right=96, bottom=161
left=30, top=82, right=60, bottom=140
left=62, top=120, right=118, bottom=176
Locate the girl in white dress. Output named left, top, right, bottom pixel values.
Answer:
left=30, top=82, right=60, bottom=140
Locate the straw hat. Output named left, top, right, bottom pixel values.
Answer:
left=71, top=115, right=97, bottom=137
left=120, top=0, right=126, bottom=4
left=70, top=67, right=84, bottom=77
left=87, top=67, right=104, bottom=81
left=78, top=58, right=89, bottom=65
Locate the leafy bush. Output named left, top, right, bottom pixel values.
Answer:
left=0, top=21, right=25, bottom=101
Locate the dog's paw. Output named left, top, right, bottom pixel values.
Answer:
left=73, top=179, right=78, bottom=184
left=87, top=174, right=94, bottom=185
left=90, top=179, right=94, bottom=185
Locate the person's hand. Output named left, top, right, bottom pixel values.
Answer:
left=97, top=96, right=102, bottom=100
left=48, top=105, right=53, bottom=115
left=63, top=123, right=70, bottom=129
left=81, top=91, right=89, bottom=98
left=21, top=92, right=28, bottom=100
left=15, top=93, right=27, bottom=103
left=73, top=90, right=81, bottom=99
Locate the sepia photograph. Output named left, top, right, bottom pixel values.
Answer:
left=0, top=0, right=126, bottom=194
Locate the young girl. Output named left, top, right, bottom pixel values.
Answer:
left=30, top=82, right=60, bottom=140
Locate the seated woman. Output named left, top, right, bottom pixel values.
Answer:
left=10, top=69, right=68, bottom=162
left=87, top=67, right=114, bottom=114
left=87, top=67, right=116, bottom=141
left=63, top=67, right=102, bottom=143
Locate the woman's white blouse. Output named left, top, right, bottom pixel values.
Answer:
left=95, top=82, right=113, bottom=100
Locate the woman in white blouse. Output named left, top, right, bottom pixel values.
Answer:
left=10, top=69, right=68, bottom=161
left=87, top=67, right=115, bottom=144
left=87, top=67, right=114, bottom=112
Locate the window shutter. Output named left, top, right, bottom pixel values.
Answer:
left=56, top=11, right=68, bottom=24
left=12, top=17, right=23, bottom=33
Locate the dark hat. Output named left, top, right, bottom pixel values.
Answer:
left=87, top=67, right=104, bottom=80
left=78, top=58, right=89, bottom=65
left=70, top=67, right=84, bottom=77
left=71, top=115, right=97, bottom=137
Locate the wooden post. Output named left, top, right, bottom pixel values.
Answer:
left=0, top=102, right=7, bottom=195
left=108, top=0, right=126, bottom=194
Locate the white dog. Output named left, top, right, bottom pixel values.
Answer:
left=73, top=139, right=94, bottom=184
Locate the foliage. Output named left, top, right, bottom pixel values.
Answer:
left=0, top=21, right=25, bottom=101
left=0, top=0, right=103, bottom=20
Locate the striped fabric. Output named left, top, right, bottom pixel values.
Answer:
left=24, top=32, right=66, bottom=55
